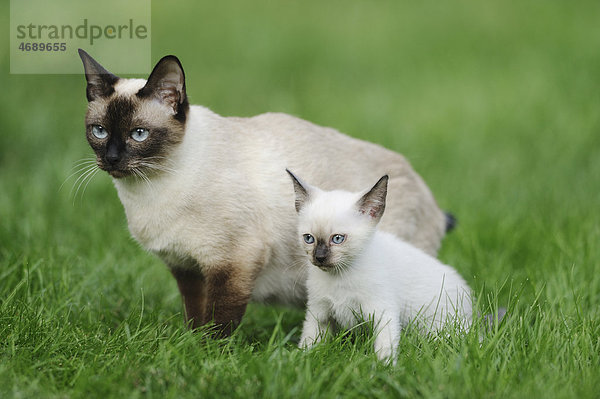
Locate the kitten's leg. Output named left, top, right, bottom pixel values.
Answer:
left=373, top=315, right=401, bottom=365
left=299, top=300, right=331, bottom=349
left=171, top=268, right=207, bottom=329
left=204, top=266, right=254, bottom=337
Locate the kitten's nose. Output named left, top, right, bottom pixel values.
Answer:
left=314, top=245, right=328, bottom=264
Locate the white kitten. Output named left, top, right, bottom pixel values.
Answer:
left=288, top=171, right=473, bottom=363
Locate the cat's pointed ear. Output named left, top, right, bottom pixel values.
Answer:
left=286, top=169, right=313, bottom=213
left=78, top=49, right=119, bottom=102
left=356, top=175, right=389, bottom=222
left=137, top=55, right=188, bottom=118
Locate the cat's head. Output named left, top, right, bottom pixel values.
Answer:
left=287, top=170, right=388, bottom=273
left=78, top=49, right=189, bottom=178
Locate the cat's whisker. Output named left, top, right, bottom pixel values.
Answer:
left=130, top=168, right=141, bottom=184
left=143, top=156, right=177, bottom=167
left=136, top=168, right=150, bottom=186
left=135, top=161, right=177, bottom=175
left=79, top=167, right=101, bottom=202
left=136, top=162, right=164, bottom=171
left=68, top=163, right=98, bottom=198
left=131, top=167, right=154, bottom=191
left=132, top=164, right=177, bottom=178
left=149, top=162, right=177, bottom=172
left=142, top=155, right=168, bottom=162
left=60, top=159, right=98, bottom=192
left=140, top=169, right=154, bottom=190
left=68, top=161, right=97, bottom=173
left=70, top=157, right=97, bottom=169
left=73, top=164, right=100, bottom=204
left=73, top=165, right=99, bottom=200
left=144, top=156, right=177, bottom=168
left=131, top=167, right=143, bottom=183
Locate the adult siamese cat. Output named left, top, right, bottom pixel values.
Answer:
left=78, top=49, right=450, bottom=336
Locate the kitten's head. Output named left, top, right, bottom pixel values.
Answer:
left=287, top=170, right=388, bottom=273
left=79, top=49, right=189, bottom=178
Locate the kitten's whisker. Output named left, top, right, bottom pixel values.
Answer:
left=284, top=257, right=309, bottom=296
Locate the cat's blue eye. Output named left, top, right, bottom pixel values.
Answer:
left=303, top=234, right=315, bottom=244
left=131, top=128, right=150, bottom=142
left=91, top=125, right=108, bottom=139
left=331, top=234, right=345, bottom=245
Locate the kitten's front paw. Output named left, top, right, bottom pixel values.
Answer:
left=377, top=351, right=397, bottom=366
left=375, top=347, right=397, bottom=366
left=298, top=335, right=318, bottom=350
left=374, top=341, right=398, bottom=366
left=299, top=314, right=327, bottom=350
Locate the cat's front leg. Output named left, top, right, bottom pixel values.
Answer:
left=299, top=300, right=331, bottom=349
left=171, top=262, right=256, bottom=337
left=171, top=267, right=207, bottom=329
left=373, top=315, right=400, bottom=365
left=204, top=266, right=255, bottom=337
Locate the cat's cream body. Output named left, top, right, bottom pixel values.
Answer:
left=80, top=51, right=448, bottom=333
left=289, top=174, right=472, bottom=362
left=112, top=80, right=446, bottom=307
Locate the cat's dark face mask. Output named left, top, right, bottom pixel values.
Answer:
left=79, top=49, right=188, bottom=178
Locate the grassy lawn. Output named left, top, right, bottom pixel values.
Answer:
left=1, top=0, right=599, bottom=397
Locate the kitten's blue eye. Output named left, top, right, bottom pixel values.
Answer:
left=131, top=128, right=149, bottom=142
left=303, top=234, right=315, bottom=244
left=91, top=125, right=108, bottom=139
left=331, top=234, right=345, bottom=245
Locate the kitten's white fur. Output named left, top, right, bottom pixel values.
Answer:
left=294, top=177, right=472, bottom=363
left=109, top=80, right=447, bottom=307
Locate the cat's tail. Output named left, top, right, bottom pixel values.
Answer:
left=444, top=212, right=457, bottom=233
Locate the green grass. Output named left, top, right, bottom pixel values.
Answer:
left=2, top=0, right=600, bottom=397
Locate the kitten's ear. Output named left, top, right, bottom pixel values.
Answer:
left=137, top=55, right=188, bottom=118
left=78, top=49, right=119, bottom=102
left=286, top=169, right=312, bottom=213
left=356, top=175, right=389, bottom=222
